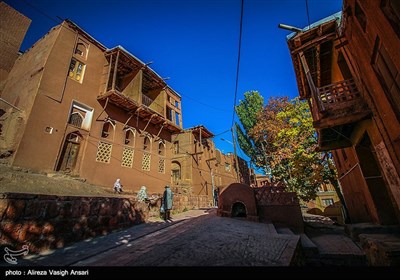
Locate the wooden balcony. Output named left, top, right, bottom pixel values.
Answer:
left=142, top=94, right=164, bottom=115
left=97, top=90, right=181, bottom=133
left=310, top=78, right=371, bottom=150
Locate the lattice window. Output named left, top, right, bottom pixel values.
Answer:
left=69, top=112, right=83, bottom=128
left=121, top=148, right=134, bottom=168
left=96, top=141, right=112, bottom=163
left=142, top=152, right=151, bottom=171
left=158, top=157, right=165, bottom=173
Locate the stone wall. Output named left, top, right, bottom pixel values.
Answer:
left=0, top=193, right=149, bottom=253
left=173, top=194, right=210, bottom=212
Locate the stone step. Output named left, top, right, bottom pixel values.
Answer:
left=345, top=223, right=400, bottom=241
left=276, top=227, right=319, bottom=258
left=359, top=233, right=400, bottom=266
left=300, top=233, right=319, bottom=257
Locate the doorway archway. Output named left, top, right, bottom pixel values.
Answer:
left=232, top=202, right=247, bottom=218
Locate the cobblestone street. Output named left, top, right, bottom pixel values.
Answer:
left=14, top=208, right=299, bottom=267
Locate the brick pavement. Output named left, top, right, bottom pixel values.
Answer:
left=7, top=208, right=299, bottom=267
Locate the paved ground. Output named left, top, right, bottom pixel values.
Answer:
left=8, top=208, right=299, bottom=267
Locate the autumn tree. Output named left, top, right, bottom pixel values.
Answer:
left=235, top=93, right=339, bottom=202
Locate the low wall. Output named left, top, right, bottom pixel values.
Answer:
left=173, top=194, right=210, bottom=212
left=217, top=183, right=259, bottom=222
left=0, top=193, right=149, bottom=253
left=254, top=187, right=304, bottom=233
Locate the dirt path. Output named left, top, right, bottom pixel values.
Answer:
left=0, top=164, right=135, bottom=198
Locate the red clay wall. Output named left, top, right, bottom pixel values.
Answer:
left=217, top=183, right=258, bottom=222
left=0, top=192, right=149, bottom=253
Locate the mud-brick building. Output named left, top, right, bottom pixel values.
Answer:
left=171, top=125, right=249, bottom=200
left=0, top=19, right=184, bottom=194
left=0, top=2, right=31, bottom=93
left=286, top=0, right=400, bottom=225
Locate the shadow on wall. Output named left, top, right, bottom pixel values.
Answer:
left=0, top=193, right=149, bottom=253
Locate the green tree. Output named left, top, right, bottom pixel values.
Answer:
left=235, top=91, right=268, bottom=170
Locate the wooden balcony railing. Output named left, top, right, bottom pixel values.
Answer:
left=311, top=78, right=366, bottom=123
left=318, top=78, right=361, bottom=111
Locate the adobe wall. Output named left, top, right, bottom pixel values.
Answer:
left=254, top=188, right=304, bottom=233
left=173, top=193, right=210, bottom=212
left=217, top=183, right=258, bottom=222
left=0, top=192, right=149, bottom=253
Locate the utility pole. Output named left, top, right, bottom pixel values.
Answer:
left=231, top=126, right=240, bottom=182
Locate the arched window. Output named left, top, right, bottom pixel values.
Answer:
left=158, top=140, right=165, bottom=156
left=101, top=120, right=115, bottom=139
left=143, top=135, right=151, bottom=151
left=75, top=40, right=88, bottom=59
left=171, top=161, right=181, bottom=182
left=69, top=112, right=83, bottom=128
left=124, top=128, right=135, bottom=145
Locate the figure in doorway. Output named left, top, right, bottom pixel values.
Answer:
left=213, top=187, right=220, bottom=207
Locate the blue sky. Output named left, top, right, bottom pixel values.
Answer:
left=6, top=0, right=342, bottom=160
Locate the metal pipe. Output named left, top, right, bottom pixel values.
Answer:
left=278, top=23, right=303, bottom=33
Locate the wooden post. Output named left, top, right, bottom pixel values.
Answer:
left=299, top=51, right=325, bottom=113
left=232, top=126, right=240, bottom=182
left=112, top=50, right=120, bottom=91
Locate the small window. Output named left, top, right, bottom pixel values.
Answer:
left=69, top=112, right=84, bottom=128
left=75, top=42, right=88, bottom=58
left=101, top=121, right=114, bottom=139
left=158, top=141, right=165, bottom=156
left=68, top=101, right=93, bottom=130
left=381, top=0, right=400, bottom=38
left=69, top=58, right=85, bottom=82
left=121, top=148, right=134, bottom=168
left=355, top=1, right=367, bottom=32
left=175, top=112, right=180, bottom=126
left=142, top=153, right=151, bottom=171
left=166, top=107, right=173, bottom=122
left=175, top=100, right=180, bottom=108
left=96, top=141, right=112, bottom=163
left=322, top=199, right=334, bottom=206
left=171, top=161, right=181, bottom=181
left=173, top=141, right=179, bottom=154
left=143, top=135, right=151, bottom=151
left=225, top=163, right=231, bottom=172
left=124, top=128, right=135, bottom=145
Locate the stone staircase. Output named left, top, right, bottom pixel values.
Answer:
left=346, top=223, right=400, bottom=266
left=275, top=223, right=367, bottom=266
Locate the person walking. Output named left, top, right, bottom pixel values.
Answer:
left=114, top=179, right=123, bottom=194
left=162, top=185, right=173, bottom=221
left=213, top=187, right=219, bottom=207
left=137, top=186, right=148, bottom=202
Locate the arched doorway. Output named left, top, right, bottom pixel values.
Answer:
left=57, top=132, right=82, bottom=172
left=231, top=202, right=247, bottom=218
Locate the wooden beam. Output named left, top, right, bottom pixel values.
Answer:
left=291, top=32, right=336, bottom=55
left=112, top=51, right=119, bottom=91
left=104, top=54, right=112, bottom=93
